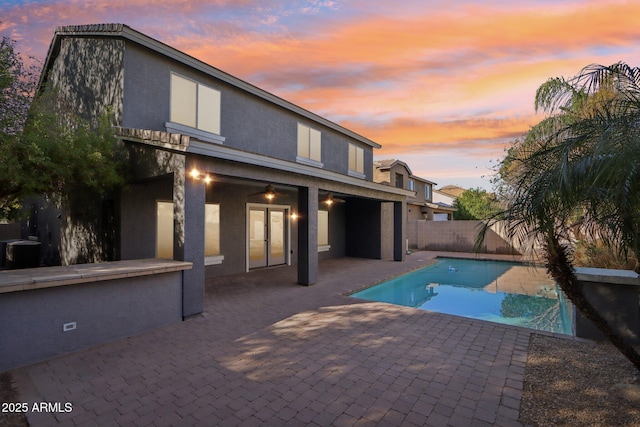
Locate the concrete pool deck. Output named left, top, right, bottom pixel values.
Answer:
left=10, top=251, right=550, bottom=426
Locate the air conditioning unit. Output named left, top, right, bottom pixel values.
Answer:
left=5, top=240, right=41, bottom=269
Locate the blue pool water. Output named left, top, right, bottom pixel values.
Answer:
left=351, top=257, right=574, bottom=335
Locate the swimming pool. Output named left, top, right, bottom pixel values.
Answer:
left=351, top=257, right=574, bottom=335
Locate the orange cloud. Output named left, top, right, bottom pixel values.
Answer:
left=344, top=115, right=538, bottom=155
left=159, top=0, right=640, bottom=132
left=175, top=0, right=640, bottom=76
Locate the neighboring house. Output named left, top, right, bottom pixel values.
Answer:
left=373, top=159, right=455, bottom=221
left=432, top=189, right=457, bottom=221
left=33, top=24, right=412, bottom=318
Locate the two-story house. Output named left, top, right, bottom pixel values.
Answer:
left=373, top=159, right=455, bottom=222
left=432, top=189, right=457, bottom=221
left=35, top=24, right=412, bottom=318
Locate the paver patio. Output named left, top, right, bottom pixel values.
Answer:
left=10, top=252, right=533, bottom=426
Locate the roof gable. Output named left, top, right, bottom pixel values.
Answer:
left=374, top=159, right=412, bottom=174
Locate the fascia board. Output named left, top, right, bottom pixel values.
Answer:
left=187, top=140, right=412, bottom=198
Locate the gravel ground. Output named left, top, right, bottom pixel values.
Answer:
left=0, top=373, right=28, bottom=427
left=521, top=333, right=640, bottom=426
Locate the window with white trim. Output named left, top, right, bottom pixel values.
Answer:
left=205, top=203, right=224, bottom=265
left=318, top=210, right=330, bottom=252
left=156, top=201, right=174, bottom=259
left=348, top=143, right=364, bottom=176
left=297, top=123, right=322, bottom=166
left=205, top=204, right=220, bottom=256
left=425, top=184, right=432, bottom=201
left=408, top=179, right=415, bottom=191
left=170, top=73, right=221, bottom=135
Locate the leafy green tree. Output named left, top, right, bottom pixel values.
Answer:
left=0, top=35, right=126, bottom=219
left=0, top=35, right=38, bottom=135
left=480, top=62, right=640, bottom=371
left=453, top=187, right=501, bottom=220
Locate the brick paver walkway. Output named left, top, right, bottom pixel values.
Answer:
left=11, top=252, right=531, bottom=426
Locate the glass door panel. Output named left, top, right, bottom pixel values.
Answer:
left=247, top=205, right=289, bottom=270
left=249, top=208, right=267, bottom=268
left=269, top=210, right=285, bottom=266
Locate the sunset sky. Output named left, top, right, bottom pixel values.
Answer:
left=2, top=0, right=640, bottom=190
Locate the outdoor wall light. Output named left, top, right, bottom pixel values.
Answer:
left=189, top=168, right=213, bottom=184
left=290, top=212, right=298, bottom=220
left=190, top=168, right=201, bottom=180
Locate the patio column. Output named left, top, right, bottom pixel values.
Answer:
left=174, top=156, right=206, bottom=317
left=393, top=200, right=406, bottom=261
left=298, top=185, right=318, bottom=285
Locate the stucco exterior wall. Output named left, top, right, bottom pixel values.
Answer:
left=388, top=163, right=410, bottom=190
left=0, top=271, right=183, bottom=371
left=407, top=203, right=426, bottom=221
left=319, top=202, right=347, bottom=261
left=120, top=176, right=173, bottom=260
left=122, top=43, right=374, bottom=180
left=346, top=199, right=382, bottom=259
left=574, top=276, right=640, bottom=343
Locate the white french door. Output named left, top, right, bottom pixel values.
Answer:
left=247, top=204, right=289, bottom=270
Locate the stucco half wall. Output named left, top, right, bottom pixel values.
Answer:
left=0, top=259, right=192, bottom=372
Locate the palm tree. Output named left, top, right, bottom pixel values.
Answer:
left=481, top=62, right=640, bottom=371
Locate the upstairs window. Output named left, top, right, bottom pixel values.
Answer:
left=425, top=184, right=432, bottom=201
left=408, top=179, right=415, bottom=191
left=170, top=73, right=221, bottom=135
left=348, top=143, right=364, bottom=177
left=395, top=173, right=404, bottom=189
left=297, top=123, right=322, bottom=166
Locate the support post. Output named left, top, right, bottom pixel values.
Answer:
left=298, top=185, right=318, bottom=285
left=393, top=201, right=406, bottom=261
left=174, top=156, right=206, bottom=317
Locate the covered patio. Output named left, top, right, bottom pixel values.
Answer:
left=120, top=129, right=410, bottom=318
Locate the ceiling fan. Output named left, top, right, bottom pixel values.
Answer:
left=249, top=184, right=287, bottom=201
left=322, top=192, right=346, bottom=206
